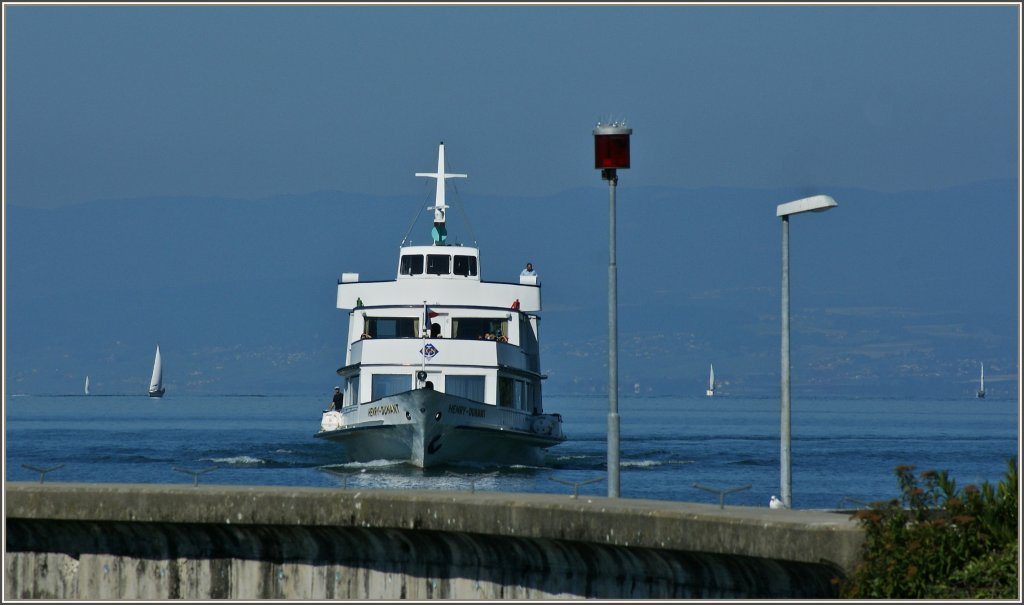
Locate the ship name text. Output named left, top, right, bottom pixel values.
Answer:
left=367, top=403, right=400, bottom=417
left=448, top=404, right=486, bottom=418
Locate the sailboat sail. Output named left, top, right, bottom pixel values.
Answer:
left=977, top=362, right=986, bottom=399
left=706, top=364, right=715, bottom=397
left=149, top=345, right=165, bottom=398
left=84, top=376, right=90, bottom=396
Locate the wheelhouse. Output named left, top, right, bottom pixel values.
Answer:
left=398, top=246, right=480, bottom=279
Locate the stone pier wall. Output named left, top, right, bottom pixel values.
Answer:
left=4, top=482, right=864, bottom=599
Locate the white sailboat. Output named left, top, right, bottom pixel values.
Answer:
left=977, top=362, right=985, bottom=399
left=706, top=364, right=715, bottom=397
left=84, top=376, right=90, bottom=396
left=148, top=345, right=165, bottom=398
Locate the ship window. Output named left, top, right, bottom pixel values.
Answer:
left=516, top=380, right=529, bottom=411
left=452, top=318, right=508, bottom=340
left=371, top=374, right=410, bottom=400
left=427, top=254, right=450, bottom=275
left=347, top=376, right=360, bottom=405
left=453, top=255, right=477, bottom=277
left=364, top=317, right=418, bottom=338
left=498, top=377, right=514, bottom=408
left=400, top=255, right=424, bottom=275
left=446, top=375, right=485, bottom=402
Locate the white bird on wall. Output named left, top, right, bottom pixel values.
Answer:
left=769, top=495, right=784, bottom=509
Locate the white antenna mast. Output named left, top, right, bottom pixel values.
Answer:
left=415, top=142, right=467, bottom=245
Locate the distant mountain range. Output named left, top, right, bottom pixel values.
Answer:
left=4, top=178, right=1019, bottom=399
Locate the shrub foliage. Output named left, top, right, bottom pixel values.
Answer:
left=841, top=457, right=1018, bottom=599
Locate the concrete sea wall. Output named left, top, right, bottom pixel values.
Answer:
left=5, top=482, right=864, bottom=599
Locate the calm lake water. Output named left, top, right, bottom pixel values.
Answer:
left=4, top=394, right=1018, bottom=510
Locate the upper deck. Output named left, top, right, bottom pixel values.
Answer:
left=337, top=244, right=541, bottom=312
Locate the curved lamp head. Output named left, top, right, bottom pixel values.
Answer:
left=776, top=195, right=837, bottom=217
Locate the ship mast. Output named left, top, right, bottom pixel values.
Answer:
left=415, top=142, right=467, bottom=246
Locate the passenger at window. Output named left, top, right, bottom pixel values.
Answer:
left=520, top=262, right=537, bottom=277
left=430, top=323, right=442, bottom=338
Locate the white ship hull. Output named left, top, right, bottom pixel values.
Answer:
left=316, top=388, right=564, bottom=468
left=317, top=143, right=565, bottom=469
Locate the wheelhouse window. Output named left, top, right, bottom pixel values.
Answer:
left=498, top=377, right=515, bottom=408
left=498, top=377, right=534, bottom=411
left=363, top=317, right=418, bottom=339
left=427, top=254, right=451, bottom=275
left=346, top=375, right=360, bottom=405
left=453, top=255, right=478, bottom=277
left=371, top=374, right=410, bottom=400
left=516, top=381, right=529, bottom=411
left=452, top=318, right=508, bottom=340
left=400, top=255, right=424, bottom=275
left=446, top=375, right=485, bottom=402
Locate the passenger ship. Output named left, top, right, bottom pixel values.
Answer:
left=316, top=143, right=565, bottom=468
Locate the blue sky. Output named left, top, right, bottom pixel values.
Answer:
left=4, top=4, right=1019, bottom=208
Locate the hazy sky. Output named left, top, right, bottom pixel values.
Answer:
left=4, top=3, right=1020, bottom=208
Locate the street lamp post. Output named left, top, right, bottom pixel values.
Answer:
left=776, top=194, right=837, bottom=509
left=594, top=122, right=631, bottom=498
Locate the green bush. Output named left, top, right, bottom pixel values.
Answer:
left=840, top=457, right=1018, bottom=599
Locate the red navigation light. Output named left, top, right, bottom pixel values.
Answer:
left=593, top=123, right=632, bottom=170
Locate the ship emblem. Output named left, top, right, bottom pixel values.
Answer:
left=420, top=343, right=439, bottom=359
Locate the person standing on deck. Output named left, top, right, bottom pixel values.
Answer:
left=328, top=386, right=344, bottom=411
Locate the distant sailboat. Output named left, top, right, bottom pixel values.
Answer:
left=706, top=364, right=715, bottom=397
left=149, top=345, right=165, bottom=398
left=977, top=362, right=986, bottom=399
left=84, top=375, right=90, bottom=396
